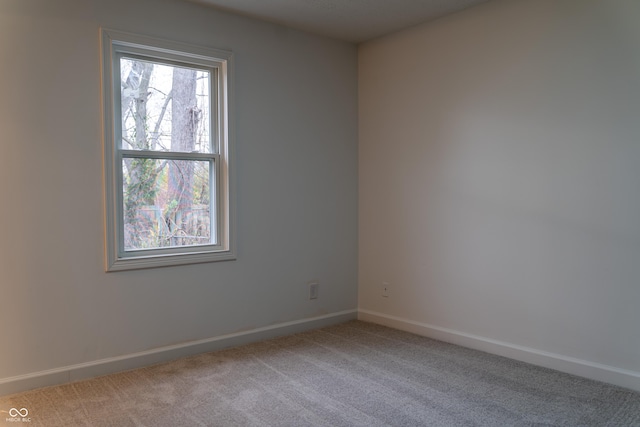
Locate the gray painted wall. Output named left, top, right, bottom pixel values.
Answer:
left=359, top=0, right=640, bottom=382
left=0, top=0, right=358, bottom=380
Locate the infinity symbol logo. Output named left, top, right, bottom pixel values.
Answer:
left=9, top=408, right=28, bottom=417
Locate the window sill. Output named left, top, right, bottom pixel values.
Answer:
left=106, top=249, right=236, bottom=272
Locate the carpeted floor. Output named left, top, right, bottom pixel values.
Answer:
left=2, top=320, right=640, bottom=426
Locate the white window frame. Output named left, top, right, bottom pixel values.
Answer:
left=101, top=29, right=235, bottom=271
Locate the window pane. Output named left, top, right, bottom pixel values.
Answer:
left=120, top=57, right=211, bottom=153
left=122, top=158, right=213, bottom=251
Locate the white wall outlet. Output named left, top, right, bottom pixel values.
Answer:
left=309, top=281, right=319, bottom=300
left=382, top=282, right=390, bottom=298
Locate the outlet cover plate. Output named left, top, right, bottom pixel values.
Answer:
left=382, top=282, right=390, bottom=298
left=309, top=281, right=319, bottom=300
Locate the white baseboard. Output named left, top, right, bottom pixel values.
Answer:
left=0, top=310, right=357, bottom=397
left=358, top=309, right=640, bottom=392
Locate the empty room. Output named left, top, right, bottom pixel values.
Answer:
left=1, top=0, right=639, bottom=425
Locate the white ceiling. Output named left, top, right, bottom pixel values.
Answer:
left=185, top=0, right=490, bottom=43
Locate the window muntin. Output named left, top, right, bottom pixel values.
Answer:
left=102, top=29, right=234, bottom=271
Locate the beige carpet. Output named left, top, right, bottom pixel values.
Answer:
left=2, top=320, right=640, bottom=426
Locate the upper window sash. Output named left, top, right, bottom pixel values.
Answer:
left=104, top=29, right=230, bottom=156
left=115, top=53, right=218, bottom=155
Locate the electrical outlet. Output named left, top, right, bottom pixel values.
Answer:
left=309, top=281, right=319, bottom=300
left=382, top=282, right=390, bottom=298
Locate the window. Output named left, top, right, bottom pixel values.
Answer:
left=101, top=29, right=235, bottom=271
